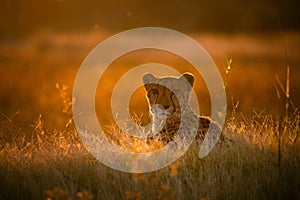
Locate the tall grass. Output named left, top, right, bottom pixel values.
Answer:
left=0, top=106, right=299, bottom=199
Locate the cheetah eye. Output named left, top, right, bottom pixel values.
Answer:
left=149, top=89, right=159, bottom=96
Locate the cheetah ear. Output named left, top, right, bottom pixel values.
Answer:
left=180, top=72, right=194, bottom=88
left=143, top=73, right=156, bottom=85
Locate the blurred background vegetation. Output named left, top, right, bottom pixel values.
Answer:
left=1, top=0, right=300, bottom=38
left=0, top=0, right=300, bottom=130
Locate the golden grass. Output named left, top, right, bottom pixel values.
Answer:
left=0, top=108, right=299, bottom=199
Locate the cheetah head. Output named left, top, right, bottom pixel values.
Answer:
left=142, top=73, right=194, bottom=119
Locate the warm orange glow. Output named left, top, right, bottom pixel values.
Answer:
left=1, top=1, right=300, bottom=199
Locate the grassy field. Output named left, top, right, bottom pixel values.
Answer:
left=0, top=31, right=300, bottom=199
left=0, top=109, right=299, bottom=199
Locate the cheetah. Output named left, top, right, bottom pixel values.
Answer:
left=106, top=72, right=223, bottom=152
left=143, top=72, right=222, bottom=149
